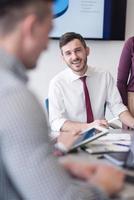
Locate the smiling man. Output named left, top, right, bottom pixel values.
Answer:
left=48, top=32, right=134, bottom=137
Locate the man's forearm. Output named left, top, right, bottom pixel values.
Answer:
left=60, top=120, right=90, bottom=133
left=60, top=119, right=108, bottom=133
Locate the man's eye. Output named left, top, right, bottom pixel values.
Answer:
left=75, top=49, right=81, bottom=53
left=65, top=52, right=71, bottom=56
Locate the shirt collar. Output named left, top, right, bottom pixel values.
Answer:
left=0, top=48, right=28, bottom=83
left=68, top=66, right=95, bottom=82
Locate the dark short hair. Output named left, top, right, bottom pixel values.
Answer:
left=0, top=0, right=54, bottom=16
left=59, top=32, right=87, bottom=49
left=0, top=0, right=55, bottom=34
left=0, top=0, right=55, bottom=7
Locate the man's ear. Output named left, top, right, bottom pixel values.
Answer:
left=86, top=47, right=90, bottom=56
left=21, top=14, right=38, bottom=39
left=60, top=50, right=65, bottom=61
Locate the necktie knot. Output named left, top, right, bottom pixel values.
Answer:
left=80, top=76, right=86, bottom=82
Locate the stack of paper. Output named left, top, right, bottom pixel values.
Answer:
left=92, top=133, right=130, bottom=146
left=85, top=133, right=131, bottom=154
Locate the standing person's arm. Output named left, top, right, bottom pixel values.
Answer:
left=117, top=37, right=133, bottom=106
left=60, top=156, right=125, bottom=197
left=1, top=87, right=122, bottom=200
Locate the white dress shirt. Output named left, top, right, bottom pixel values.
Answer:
left=48, top=66, right=127, bottom=136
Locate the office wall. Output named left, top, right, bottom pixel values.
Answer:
left=28, top=0, right=134, bottom=103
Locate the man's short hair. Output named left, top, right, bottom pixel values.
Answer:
left=59, top=32, right=87, bottom=49
left=0, top=0, right=54, bottom=35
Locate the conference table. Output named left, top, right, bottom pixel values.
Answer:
left=56, top=128, right=134, bottom=199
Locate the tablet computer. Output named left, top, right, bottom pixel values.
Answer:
left=69, top=126, right=109, bottom=151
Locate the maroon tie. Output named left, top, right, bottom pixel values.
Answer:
left=80, top=76, right=94, bottom=123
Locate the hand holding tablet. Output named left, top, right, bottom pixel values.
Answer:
left=69, top=126, right=109, bottom=152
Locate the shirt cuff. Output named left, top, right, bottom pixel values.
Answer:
left=55, top=142, right=68, bottom=153
left=51, top=118, right=67, bottom=132
left=112, top=104, right=128, bottom=117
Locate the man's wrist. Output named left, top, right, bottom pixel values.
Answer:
left=54, top=142, right=68, bottom=156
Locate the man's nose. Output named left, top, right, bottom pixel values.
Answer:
left=71, top=52, right=78, bottom=59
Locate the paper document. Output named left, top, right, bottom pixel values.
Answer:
left=89, top=133, right=131, bottom=146
left=85, top=143, right=129, bottom=154
left=98, top=133, right=130, bottom=141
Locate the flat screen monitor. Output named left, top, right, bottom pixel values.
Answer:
left=50, top=0, right=127, bottom=40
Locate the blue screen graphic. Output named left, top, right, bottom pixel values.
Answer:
left=53, top=0, right=69, bottom=18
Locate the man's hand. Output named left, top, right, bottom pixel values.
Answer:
left=89, top=163, right=125, bottom=196
left=90, top=119, right=109, bottom=129
left=60, top=157, right=125, bottom=196
left=60, top=119, right=109, bottom=134
left=57, top=131, right=80, bottom=149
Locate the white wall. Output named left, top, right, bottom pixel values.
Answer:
left=28, top=0, right=134, bottom=104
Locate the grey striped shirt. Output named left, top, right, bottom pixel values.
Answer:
left=0, top=48, right=112, bottom=200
